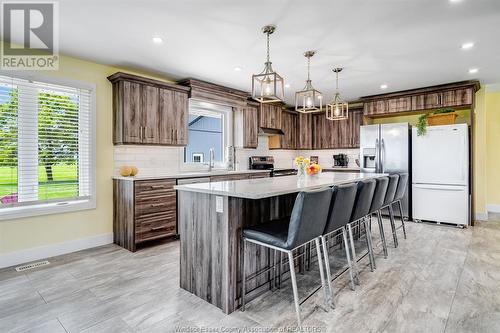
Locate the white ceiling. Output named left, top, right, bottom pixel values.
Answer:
left=16, top=0, right=500, bottom=102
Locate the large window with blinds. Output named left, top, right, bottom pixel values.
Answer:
left=0, top=74, right=95, bottom=219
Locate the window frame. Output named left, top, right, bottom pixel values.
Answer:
left=0, top=71, right=96, bottom=221
left=181, top=99, right=233, bottom=171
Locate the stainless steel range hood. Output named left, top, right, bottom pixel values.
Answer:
left=258, top=127, right=284, bottom=136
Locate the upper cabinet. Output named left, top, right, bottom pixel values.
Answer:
left=362, top=81, right=479, bottom=117
left=259, top=103, right=282, bottom=130
left=297, top=113, right=313, bottom=149
left=234, top=103, right=259, bottom=149
left=312, top=109, right=363, bottom=149
left=269, top=111, right=297, bottom=150
left=108, top=72, right=190, bottom=145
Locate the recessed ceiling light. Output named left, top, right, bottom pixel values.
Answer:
left=152, top=36, right=163, bottom=44
left=461, top=42, right=474, bottom=50
left=380, top=84, right=388, bottom=89
left=285, top=83, right=291, bottom=88
left=468, top=68, right=478, bottom=74
left=234, top=67, right=242, bottom=72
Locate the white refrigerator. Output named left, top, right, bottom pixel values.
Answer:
left=412, top=124, right=469, bottom=226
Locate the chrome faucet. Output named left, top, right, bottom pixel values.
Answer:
left=208, top=148, right=215, bottom=171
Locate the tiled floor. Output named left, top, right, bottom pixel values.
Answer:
left=1, top=215, right=500, bottom=333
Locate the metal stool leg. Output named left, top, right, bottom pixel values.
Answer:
left=241, top=239, right=247, bottom=311
left=320, top=236, right=335, bottom=308
left=288, top=251, right=302, bottom=329
left=377, top=210, right=388, bottom=258
left=347, top=223, right=360, bottom=285
left=342, top=227, right=356, bottom=291
left=279, top=252, right=283, bottom=289
left=315, top=238, right=331, bottom=310
left=364, top=218, right=376, bottom=270
left=398, top=200, right=407, bottom=239
left=388, top=205, right=399, bottom=248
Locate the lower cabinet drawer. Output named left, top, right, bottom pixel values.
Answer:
left=135, top=211, right=176, bottom=242
left=135, top=193, right=176, bottom=217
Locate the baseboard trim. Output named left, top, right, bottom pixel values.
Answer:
left=0, top=233, right=113, bottom=269
left=475, top=212, right=489, bottom=221
left=487, top=204, right=500, bottom=213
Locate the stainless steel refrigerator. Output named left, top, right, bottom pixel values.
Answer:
left=360, top=123, right=411, bottom=218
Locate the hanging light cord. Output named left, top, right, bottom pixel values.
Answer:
left=266, top=32, right=270, bottom=63
left=336, top=71, right=339, bottom=92
left=307, top=56, right=311, bottom=81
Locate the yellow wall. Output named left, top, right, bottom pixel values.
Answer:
left=485, top=90, right=500, bottom=205
left=0, top=54, right=173, bottom=255
left=474, top=88, right=487, bottom=216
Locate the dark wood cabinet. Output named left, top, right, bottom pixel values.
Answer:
left=350, top=109, right=363, bottom=147
left=114, top=178, right=177, bottom=252
left=243, top=105, right=259, bottom=148
left=270, top=111, right=297, bottom=150
left=159, top=88, right=188, bottom=145
left=312, top=110, right=362, bottom=149
left=259, top=103, right=282, bottom=130
left=297, top=113, right=313, bottom=149
left=441, top=88, right=473, bottom=107
left=108, top=72, right=190, bottom=146
left=362, top=82, right=478, bottom=117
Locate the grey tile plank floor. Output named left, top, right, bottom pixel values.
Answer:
left=1, top=217, right=499, bottom=333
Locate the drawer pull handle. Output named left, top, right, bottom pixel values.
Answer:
left=150, top=185, right=166, bottom=189
left=151, top=226, right=167, bottom=231
left=150, top=203, right=165, bottom=207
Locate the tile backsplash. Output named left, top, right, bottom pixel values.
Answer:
left=114, top=146, right=184, bottom=176
left=114, top=136, right=360, bottom=176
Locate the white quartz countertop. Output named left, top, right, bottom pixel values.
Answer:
left=174, top=172, right=387, bottom=199
left=113, top=169, right=270, bottom=181
left=324, top=167, right=361, bottom=172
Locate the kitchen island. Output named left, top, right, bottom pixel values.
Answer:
left=175, top=172, right=386, bottom=314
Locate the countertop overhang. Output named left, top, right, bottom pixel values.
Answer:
left=174, top=172, right=387, bottom=199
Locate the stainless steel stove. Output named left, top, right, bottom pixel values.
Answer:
left=248, top=156, right=297, bottom=177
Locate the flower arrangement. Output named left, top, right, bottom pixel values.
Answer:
left=294, top=156, right=321, bottom=177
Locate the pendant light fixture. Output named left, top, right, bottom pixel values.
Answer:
left=251, top=25, right=285, bottom=103
left=326, top=68, right=348, bottom=121
left=295, top=51, right=322, bottom=113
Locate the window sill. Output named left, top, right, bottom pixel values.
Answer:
left=0, top=198, right=96, bottom=221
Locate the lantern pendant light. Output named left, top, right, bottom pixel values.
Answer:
left=326, top=68, right=349, bottom=121
left=251, top=25, right=285, bottom=103
left=295, top=51, right=323, bottom=113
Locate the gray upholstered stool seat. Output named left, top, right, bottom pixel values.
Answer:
left=243, top=219, right=289, bottom=249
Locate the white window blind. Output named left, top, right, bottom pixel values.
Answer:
left=0, top=74, right=94, bottom=218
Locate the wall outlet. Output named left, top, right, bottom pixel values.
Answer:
left=216, top=196, right=224, bottom=213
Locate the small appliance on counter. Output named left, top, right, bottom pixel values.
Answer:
left=249, top=156, right=297, bottom=177
left=333, top=154, right=349, bottom=167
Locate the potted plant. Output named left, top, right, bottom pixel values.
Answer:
left=416, top=108, right=457, bottom=136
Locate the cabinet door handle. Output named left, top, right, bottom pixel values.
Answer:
left=151, top=226, right=167, bottom=231
left=171, top=129, right=174, bottom=142
left=143, top=127, right=147, bottom=140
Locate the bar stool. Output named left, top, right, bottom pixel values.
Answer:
left=241, top=188, right=332, bottom=327
left=348, top=179, right=377, bottom=282
left=391, top=173, right=409, bottom=240
left=369, top=176, right=390, bottom=259
left=381, top=174, right=400, bottom=247
left=320, top=183, right=358, bottom=302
